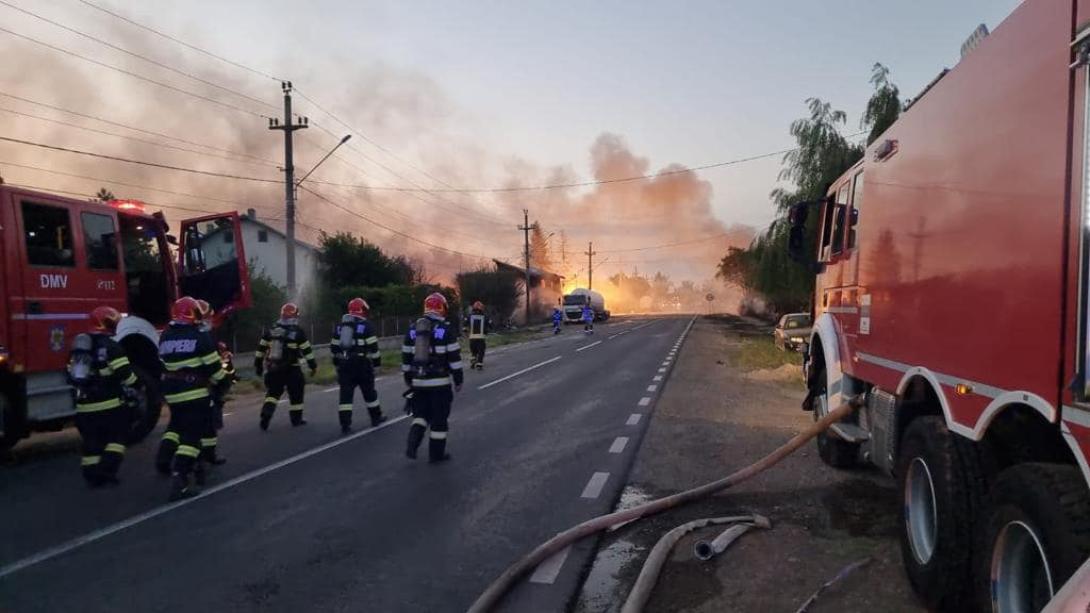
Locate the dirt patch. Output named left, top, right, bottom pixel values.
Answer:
left=572, top=315, right=922, bottom=613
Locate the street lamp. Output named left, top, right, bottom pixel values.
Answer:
left=296, top=134, right=352, bottom=188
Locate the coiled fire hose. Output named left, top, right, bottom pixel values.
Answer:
left=466, top=398, right=862, bottom=613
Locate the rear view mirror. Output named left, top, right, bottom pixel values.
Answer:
left=786, top=200, right=823, bottom=274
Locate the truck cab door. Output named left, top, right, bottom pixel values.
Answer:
left=177, top=212, right=251, bottom=325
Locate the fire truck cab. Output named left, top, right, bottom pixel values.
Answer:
left=0, top=185, right=251, bottom=453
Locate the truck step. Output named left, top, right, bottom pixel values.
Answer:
left=829, top=423, right=871, bottom=444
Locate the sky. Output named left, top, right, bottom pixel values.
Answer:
left=0, top=0, right=1024, bottom=283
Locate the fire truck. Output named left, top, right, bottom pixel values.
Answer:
left=786, top=1, right=1090, bottom=610
left=0, top=185, right=251, bottom=453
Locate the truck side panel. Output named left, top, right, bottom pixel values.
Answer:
left=845, top=0, right=1073, bottom=425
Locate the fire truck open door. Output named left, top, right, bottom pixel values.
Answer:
left=177, top=212, right=252, bottom=326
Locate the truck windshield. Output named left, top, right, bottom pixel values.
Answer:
left=563, top=295, right=587, bottom=306
left=120, top=215, right=170, bottom=325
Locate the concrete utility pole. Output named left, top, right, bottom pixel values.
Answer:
left=585, top=242, right=597, bottom=290
left=519, top=210, right=533, bottom=325
left=268, top=81, right=308, bottom=295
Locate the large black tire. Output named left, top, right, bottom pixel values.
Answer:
left=810, top=364, right=858, bottom=468
left=896, top=416, right=985, bottom=611
left=977, top=463, right=1090, bottom=613
left=126, top=364, right=162, bottom=444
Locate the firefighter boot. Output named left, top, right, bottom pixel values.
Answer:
left=194, top=461, right=208, bottom=486
left=168, top=472, right=198, bottom=501
left=289, top=406, right=307, bottom=427
left=259, top=404, right=274, bottom=431
left=428, top=436, right=451, bottom=464
left=156, top=433, right=179, bottom=475
left=368, top=405, right=387, bottom=428
left=406, top=421, right=426, bottom=459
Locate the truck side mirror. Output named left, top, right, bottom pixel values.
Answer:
left=786, top=201, right=824, bottom=274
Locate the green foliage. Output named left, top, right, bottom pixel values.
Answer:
left=224, top=262, right=288, bottom=350
left=456, top=267, right=522, bottom=322
left=862, top=63, right=903, bottom=145
left=316, top=231, right=417, bottom=288
left=310, top=283, right=458, bottom=332
left=95, top=187, right=115, bottom=202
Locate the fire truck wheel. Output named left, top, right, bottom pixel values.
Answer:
left=126, top=364, right=162, bottom=444
left=896, top=415, right=984, bottom=610
left=0, top=390, right=19, bottom=455
left=978, top=463, right=1090, bottom=613
left=811, top=366, right=858, bottom=468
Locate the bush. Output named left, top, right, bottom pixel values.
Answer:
left=220, top=263, right=288, bottom=351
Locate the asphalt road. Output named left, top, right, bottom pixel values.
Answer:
left=0, top=315, right=692, bottom=613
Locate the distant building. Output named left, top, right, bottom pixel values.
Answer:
left=200, top=208, right=320, bottom=291
left=493, top=259, right=564, bottom=324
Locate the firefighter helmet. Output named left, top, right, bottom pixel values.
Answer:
left=423, top=292, right=448, bottom=317
left=472, top=301, right=484, bottom=312
left=196, top=299, right=212, bottom=320
left=347, top=298, right=369, bottom=317
left=280, top=303, right=300, bottom=320
left=171, top=296, right=201, bottom=325
left=90, top=306, right=122, bottom=333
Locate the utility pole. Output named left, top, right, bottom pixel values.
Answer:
left=268, top=81, right=308, bottom=295
left=585, top=241, right=597, bottom=290
left=519, top=209, right=532, bottom=325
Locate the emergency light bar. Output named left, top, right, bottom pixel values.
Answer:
left=109, top=199, right=147, bottom=213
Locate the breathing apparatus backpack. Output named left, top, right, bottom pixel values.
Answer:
left=266, top=326, right=287, bottom=370
left=412, top=317, right=447, bottom=378
left=338, top=314, right=357, bottom=351
left=68, top=333, right=97, bottom=388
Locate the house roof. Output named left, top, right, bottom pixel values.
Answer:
left=493, top=259, right=564, bottom=282
left=240, top=213, right=319, bottom=253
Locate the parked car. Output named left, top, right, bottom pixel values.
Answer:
left=773, top=313, right=812, bottom=351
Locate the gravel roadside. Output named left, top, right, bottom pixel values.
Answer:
left=571, top=314, right=924, bottom=613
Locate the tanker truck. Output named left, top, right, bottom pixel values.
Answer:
left=562, top=288, right=609, bottom=323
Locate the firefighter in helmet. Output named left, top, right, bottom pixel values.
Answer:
left=256, top=303, right=317, bottom=430
left=157, top=296, right=228, bottom=500
left=402, top=292, right=462, bottom=463
left=195, top=299, right=227, bottom=466
left=331, top=297, right=386, bottom=434
left=465, top=300, right=490, bottom=370
left=67, top=306, right=138, bottom=487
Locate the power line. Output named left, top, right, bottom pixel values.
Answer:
left=0, top=90, right=277, bottom=164
left=0, top=0, right=277, bottom=112
left=0, top=135, right=280, bottom=183
left=597, top=232, right=738, bottom=253
left=76, top=0, right=282, bottom=82
left=0, top=25, right=270, bottom=118
left=0, top=105, right=275, bottom=168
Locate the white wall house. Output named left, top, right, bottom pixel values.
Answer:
left=199, top=209, right=319, bottom=292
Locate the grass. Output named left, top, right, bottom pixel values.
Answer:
left=731, top=335, right=803, bottom=372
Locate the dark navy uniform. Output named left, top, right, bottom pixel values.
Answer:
left=331, top=315, right=385, bottom=432
left=68, top=333, right=137, bottom=485
left=157, top=322, right=226, bottom=493
left=402, top=315, right=463, bottom=461
left=466, top=311, right=490, bottom=369
left=257, top=320, right=316, bottom=429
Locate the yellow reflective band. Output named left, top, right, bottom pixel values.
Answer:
left=365, top=400, right=381, bottom=408
left=163, top=357, right=203, bottom=371
left=402, top=346, right=413, bottom=353
left=289, top=405, right=303, bottom=412
left=162, top=431, right=180, bottom=443
left=98, top=366, right=114, bottom=376
left=367, top=352, right=381, bottom=359
left=108, top=356, right=130, bottom=370
left=200, top=352, right=221, bottom=365
left=338, top=404, right=353, bottom=412
left=255, top=351, right=266, bottom=358
left=104, top=442, right=126, bottom=454
left=300, top=341, right=312, bottom=348
left=264, top=396, right=278, bottom=404
left=448, top=361, right=464, bottom=370
left=356, top=339, right=368, bottom=346
left=123, top=373, right=138, bottom=386
left=401, top=364, right=412, bottom=372
left=259, top=339, right=269, bottom=346
left=286, top=343, right=299, bottom=349
left=76, top=397, right=122, bottom=412
left=164, top=388, right=210, bottom=403
left=447, top=343, right=461, bottom=352
left=364, top=336, right=378, bottom=344
left=176, top=445, right=201, bottom=458
left=412, top=378, right=451, bottom=388
left=429, top=431, right=448, bottom=440
left=81, top=455, right=101, bottom=466
left=210, top=369, right=227, bottom=382
left=200, top=438, right=218, bottom=447
left=411, top=418, right=427, bottom=427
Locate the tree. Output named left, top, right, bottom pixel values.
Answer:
left=316, top=232, right=416, bottom=288
left=529, top=222, right=554, bottom=271
left=770, top=97, right=864, bottom=212
left=223, top=263, right=289, bottom=350
left=95, top=187, right=115, bottom=202
left=456, top=267, right=522, bottom=323
left=862, top=63, right=903, bottom=145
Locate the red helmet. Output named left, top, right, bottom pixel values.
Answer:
left=90, top=306, right=122, bottom=333
left=196, top=299, right=212, bottom=319
left=280, top=303, right=300, bottom=319
left=423, top=292, right=448, bottom=317
left=348, top=298, right=369, bottom=317
left=171, top=296, right=201, bottom=325
left=472, top=301, right=484, bottom=312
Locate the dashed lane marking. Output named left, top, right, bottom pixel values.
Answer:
left=609, top=437, right=629, bottom=454
left=0, top=414, right=410, bottom=580
left=581, top=472, right=610, bottom=499
left=638, top=397, right=651, bottom=407
left=647, top=385, right=657, bottom=392
left=658, top=368, right=666, bottom=373
left=477, top=356, right=562, bottom=390
left=653, top=375, right=663, bottom=382
left=575, top=340, right=603, bottom=353
left=626, top=414, right=642, bottom=425
left=530, top=545, right=572, bottom=584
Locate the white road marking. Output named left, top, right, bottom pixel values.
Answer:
left=626, top=413, right=642, bottom=425
left=477, top=356, right=562, bottom=390
left=608, top=334, right=619, bottom=340
left=530, top=545, right=572, bottom=584
left=0, top=414, right=410, bottom=580
left=658, top=368, right=666, bottom=373
left=322, top=386, right=339, bottom=393
left=581, top=472, right=610, bottom=499
left=575, top=340, right=603, bottom=353
left=653, top=375, right=663, bottom=382
left=647, top=385, right=657, bottom=392
left=609, top=437, right=629, bottom=454
left=638, top=397, right=651, bottom=407
left=223, top=412, right=234, bottom=417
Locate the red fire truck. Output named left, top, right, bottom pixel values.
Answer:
left=0, top=185, right=251, bottom=453
left=787, top=1, right=1090, bottom=610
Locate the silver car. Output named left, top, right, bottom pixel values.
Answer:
left=774, top=313, right=812, bottom=351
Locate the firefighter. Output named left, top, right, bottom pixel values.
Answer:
left=403, top=292, right=463, bottom=463
left=256, top=303, right=317, bottom=431
left=582, top=303, right=595, bottom=334
left=195, top=300, right=227, bottom=467
left=67, top=306, right=138, bottom=487
left=552, top=306, right=563, bottom=335
left=157, top=296, right=228, bottom=500
left=466, top=300, right=489, bottom=370
left=331, top=297, right=386, bottom=434
left=213, top=342, right=237, bottom=430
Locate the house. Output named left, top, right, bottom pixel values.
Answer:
left=199, top=208, right=320, bottom=291
left=493, top=259, right=564, bottom=324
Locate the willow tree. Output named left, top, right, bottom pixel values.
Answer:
left=862, top=63, right=903, bottom=145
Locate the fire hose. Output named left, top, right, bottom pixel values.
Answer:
left=466, top=398, right=862, bottom=613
